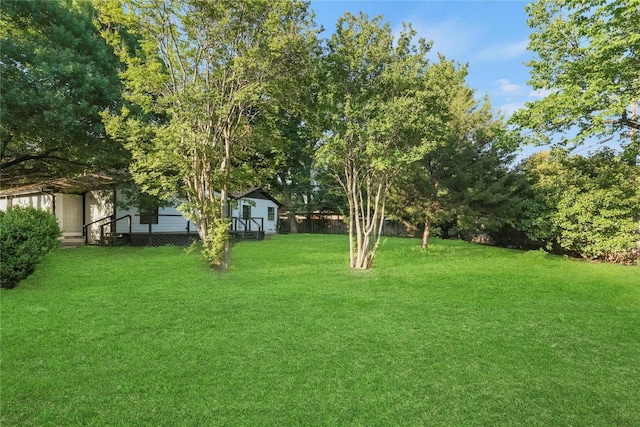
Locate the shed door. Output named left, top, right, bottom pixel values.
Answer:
left=58, top=194, right=83, bottom=237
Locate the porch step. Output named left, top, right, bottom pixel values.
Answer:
left=229, top=230, right=264, bottom=241
left=60, top=236, right=85, bottom=248
left=99, top=233, right=132, bottom=246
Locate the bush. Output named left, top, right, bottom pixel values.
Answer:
left=519, top=150, right=640, bottom=265
left=0, top=206, right=61, bottom=289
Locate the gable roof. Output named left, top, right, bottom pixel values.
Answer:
left=230, top=187, right=282, bottom=207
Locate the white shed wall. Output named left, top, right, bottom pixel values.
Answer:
left=111, top=189, right=277, bottom=235
left=232, top=197, right=278, bottom=234
left=2, top=193, right=53, bottom=211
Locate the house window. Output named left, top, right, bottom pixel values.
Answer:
left=268, top=207, right=275, bottom=221
left=242, top=205, right=251, bottom=220
left=140, top=208, right=159, bottom=224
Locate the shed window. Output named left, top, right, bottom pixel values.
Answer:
left=140, top=208, right=159, bottom=224
left=268, top=207, right=275, bottom=221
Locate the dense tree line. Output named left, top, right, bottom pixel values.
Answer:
left=510, top=0, right=639, bottom=263
left=2, top=0, right=637, bottom=268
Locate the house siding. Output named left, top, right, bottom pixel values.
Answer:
left=85, top=190, right=114, bottom=243
left=1, top=193, right=53, bottom=211
left=115, top=204, right=194, bottom=234
left=113, top=189, right=279, bottom=236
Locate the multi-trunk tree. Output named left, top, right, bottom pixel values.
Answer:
left=316, top=13, right=447, bottom=269
left=96, top=0, right=316, bottom=268
left=0, top=0, right=127, bottom=185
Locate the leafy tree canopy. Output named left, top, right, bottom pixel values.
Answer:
left=0, top=0, right=127, bottom=185
left=511, top=0, right=639, bottom=162
left=97, top=0, right=317, bottom=268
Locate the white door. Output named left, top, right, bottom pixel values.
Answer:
left=58, top=194, right=83, bottom=237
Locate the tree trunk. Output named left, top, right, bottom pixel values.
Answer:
left=282, top=189, right=298, bottom=233
left=630, top=100, right=638, bottom=166
left=287, top=213, right=298, bottom=233
left=215, top=137, right=232, bottom=270
left=351, top=180, right=384, bottom=269
left=221, top=237, right=230, bottom=270
left=421, top=217, right=431, bottom=249
left=347, top=166, right=356, bottom=268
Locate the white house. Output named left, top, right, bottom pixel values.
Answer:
left=0, top=175, right=281, bottom=246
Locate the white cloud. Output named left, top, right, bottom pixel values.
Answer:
left=529, top=88, right=555, bottom=98
left=474, top=39, right=529, bottom=62
left=498, top=102, right=526, bottom=117
left=394, top=18, right=482, bottom=60
left=495, top=79, right=526, bottom=95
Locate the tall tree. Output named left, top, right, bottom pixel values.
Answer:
left=511, top=0, right=640, bottom=163
left=0, top=0, right=126, bottom=185
left=317, top=13, right=446, bottom=269
left=96, top=0, right=316, bottom=268
left=244, top=98, right=320, bottom=233
left=389, top=64, right=521, bottom=249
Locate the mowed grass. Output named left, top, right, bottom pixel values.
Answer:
left=1, top=235, right=639, bottom=426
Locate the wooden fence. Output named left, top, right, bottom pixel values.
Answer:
left=279, top=214, right=424, bottom=237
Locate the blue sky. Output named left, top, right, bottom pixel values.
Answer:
left=310, top=0, right=541, bottom=119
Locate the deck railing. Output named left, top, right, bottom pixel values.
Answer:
left=82, top=215, right=114, bottom=245
left=231, top=217, right=264, bottom=233
left=99, top=215, right=132, bottom=245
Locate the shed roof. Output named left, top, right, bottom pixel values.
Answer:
left=230, top=187, right=282, bottom=207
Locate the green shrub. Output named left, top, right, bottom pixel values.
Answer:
left=0, top=206, right=61, bottom=289
left=520, top=150, right=640, bottom=265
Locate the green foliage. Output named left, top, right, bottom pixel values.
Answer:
left=511, top=0, right=639, bottom=161
left=0, top=0, right=127, bottom=185
left=202, top=218, right=232, bottom=269
left=244, top=100, right=344, bottom=228
left=0, top=207, right=61, bottom=289
left=520, top=149, right=640, bottom=263
left=246, top=105, right=348, bottom=230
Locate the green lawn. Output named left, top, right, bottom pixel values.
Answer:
left=2, top=235, right=639, bottom=426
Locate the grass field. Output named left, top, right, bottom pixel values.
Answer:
left=1, top=235, right=639, bottom=426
